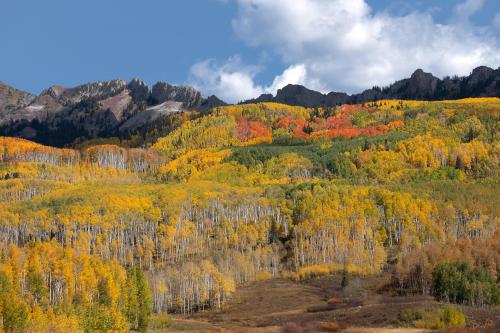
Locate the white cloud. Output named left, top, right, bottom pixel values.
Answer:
left=190, top=57, right=316, bottom=103
left=228, top=0, right=500, bottom=94
left=189, top=56, right=261, bottom=103
left=268, top=64, right=320, bottom=93
left=454, top=0, right=485, bottom=21
left=191, top=0, right=500, bottom=102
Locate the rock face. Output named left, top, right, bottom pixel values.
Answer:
left=1, top=66, right=499, bottom=146
left=463, top=66, right=499, bottom=96
left=127, top=78, right=150, bottom=103
left=386, top=69, right=439, bottom=100
left=200, top=95, right=227, bottom=110
left=325, top=91, right=350, bottom=105
left=119, top=101, right=184, bottom=132
left=275, top=85, right=325, bottom=108
left=151, top=82, right=203, bottom=108
left=251, top=86, right=350, bottom=107
left=0, top=82, right=36, bottom=113
left=245, top=66, right=500, bottom=107
left=40, top=80, right=127, bottom=106
left=0, top=78, right=225, bottom=146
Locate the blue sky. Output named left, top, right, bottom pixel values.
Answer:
left=1, top=0, right=499, bottom=102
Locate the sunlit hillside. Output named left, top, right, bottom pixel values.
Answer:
left=0, top=99, right=498, bottom=332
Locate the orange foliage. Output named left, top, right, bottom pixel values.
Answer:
left=314, top=115, right=352, bottom=131
left=275, top=112, right=402, bottom=140
left=340, top=104, right=372, bottom=114
left=360, top=124, right=389, bottom=137
left=387, top=120, right=404, bottom=129
left=333, top=120, right=403, bottom=138
left=235, top=118, right=272, bottom=142
left=310, top=120, right=402, bottom=139
left=318, top=128, right=362, bottom=139
left=276, top=116, right=310, bottom=138
left=0, top=137, right=79, bottom=165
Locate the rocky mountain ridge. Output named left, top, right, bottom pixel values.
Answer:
left=0, top=78, right=226, bottom=146
left=245, top=66, right=500, bottom=107
left=1, top=66, right=499, bottom=146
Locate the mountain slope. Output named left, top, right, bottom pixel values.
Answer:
left=0, top=81, right=36, bottom=118
left=1, top=66, right=499, bottom=146
left=0, top=98, right=498, bottom=329
left=0, top=79, right=226, bottom=146
left=246, top=66, right=500, bottom=107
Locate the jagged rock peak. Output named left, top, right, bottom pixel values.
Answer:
left=40, top=79, right=127, bottom=105
left=471, top=66, right=494, bottom=76
left=73, top=80, right=127, bottom=98
left=0, top=81, right=36, bottom=111
left=127, top=78, right=150, bottom=103
left=404, top=68, right=439, bottom=99
left=275, top=84, right=326, bottom=108
left=409, top=68, right=438, bottom=83
left=467, top=66, right=495, bottom=84
left=201, top=95, right=227, bottom=110
left=411, top=68, right=427, bottom=77
left=151, top=82, right=203, bottom=108
left=40, top=86, right=65, bottom=99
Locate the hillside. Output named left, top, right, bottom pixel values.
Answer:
left=0, top=79, right=226, bottom=147
left=0, top=98, right=498, bottom=332
left=1, top=66, right=499, bottom=149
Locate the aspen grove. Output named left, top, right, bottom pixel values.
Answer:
left=0, top=99, right=498, bottom=332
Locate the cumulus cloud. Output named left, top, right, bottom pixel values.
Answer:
left=454, top=0, right=485, bottom=21
left=192, top=0, right=500, bottom=102
left=189, top=56, right=262, bottom=103
left=190, top=57, right=314, bottom=103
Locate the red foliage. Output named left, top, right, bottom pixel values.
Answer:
left=272, top=114, right=403, bottom=140
left=339, top=104, right=371, bottom=114
left=323, top=128, right=362, bottom=138
left=387, top=120, right=404, bottom=129
left=360, top=125, right=388, bottom=137
left=276, top=116, right=310, bottom=138
left=236, top=118, right=272, bottom=141
left=314, top=115, right=352, bottom=131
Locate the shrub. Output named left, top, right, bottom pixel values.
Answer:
left=149, top=313, right=172, bottom=330
left=296, top=264, right=331, bottom=280
left=256, top=271, right=274, bottom=281
left=442, top=305, right=466, bottom=328
left=398, top=308, right=424, bottom=324
left=416, top=306, right=466, bottom=330
left=400, top=306, right=466, bottom=330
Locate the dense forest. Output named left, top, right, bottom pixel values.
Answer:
left=0, top=98, right=498, bottom=332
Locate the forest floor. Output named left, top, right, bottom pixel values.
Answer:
left=160, top=273, right=499, bottom=333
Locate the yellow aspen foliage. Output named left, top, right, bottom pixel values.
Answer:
left=0, top=97, right=498, bottom=324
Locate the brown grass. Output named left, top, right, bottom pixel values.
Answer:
left=174, top=274, right=499, bottom=333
